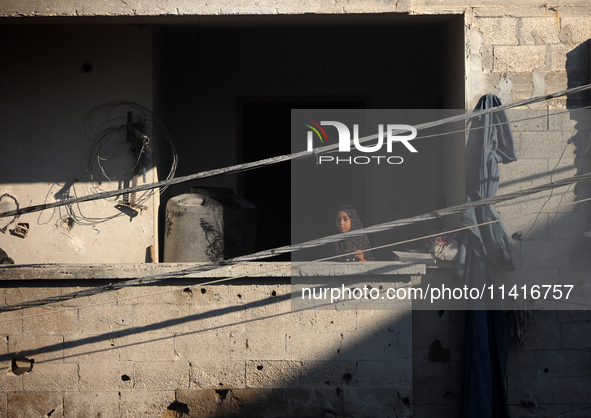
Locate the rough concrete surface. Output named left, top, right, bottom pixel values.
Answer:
left=1, top=1, right=591, bottom=417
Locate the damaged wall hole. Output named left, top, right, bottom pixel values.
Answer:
left=201, top=288, right=206, bottom=294
left=183, top=287, right=192, bottom=294
left=9, top=352, right=34, bottom=376
left=428, top=339, right=451, bottom=364
left=80, top=61, right=93, bottom=73
left=521, top=398, right=539, bottom=409
left=165, top=401, right=189, bottom=415
left=443, top=391, right=454, bottom=400
left=257, top=365, right=263, bottom=370
left=342, top=373, right=352, bottom=383
left=215, top=389, right=229, bottom=402
left=121, top=374, right=131, bottom=381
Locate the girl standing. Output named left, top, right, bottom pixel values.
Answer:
left=329, top=204, right=373, bottom=262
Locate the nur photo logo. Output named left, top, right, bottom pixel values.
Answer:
left=304, top=120, right=418, bottom=165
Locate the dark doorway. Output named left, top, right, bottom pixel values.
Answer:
left=155, top=14, right=465, bottom=260
left=239, top=99, right=367, bottom=259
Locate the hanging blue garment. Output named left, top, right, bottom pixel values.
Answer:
left=458, top=94, right=516, bottom=418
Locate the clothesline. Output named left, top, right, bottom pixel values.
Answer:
left=1, top=83, right=590, bottom=220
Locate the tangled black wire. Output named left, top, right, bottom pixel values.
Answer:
left=38, top=101, right=178, bottom=228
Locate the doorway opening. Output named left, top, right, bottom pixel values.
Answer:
left=155, top=13, right=465, bottom=260
left=239, top=98, right=368, bottom=259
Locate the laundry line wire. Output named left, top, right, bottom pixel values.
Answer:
left=1, top=83, right=590, bottom=220
left=3, top=188, right=591, bottom=322
left=2, top=169, right=591, bottom=314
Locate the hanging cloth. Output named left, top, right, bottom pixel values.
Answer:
left=458, top=94, right=517, bottom=418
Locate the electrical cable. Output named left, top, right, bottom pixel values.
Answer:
left=3, top=189, right=591, bottom=320
left=2, top=89, right=590, bottom=313
left=2, top=83, right=590, bottom=220
left=413, top=105, right=591, bottom=142
left=3, top=173, right=591, bottom=314
left=33, top=102, right=179, bottom=229
left=76, top=101, right=178, bottom=225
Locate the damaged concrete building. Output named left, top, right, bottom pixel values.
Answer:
left=0, top=0, right=590, bottom=417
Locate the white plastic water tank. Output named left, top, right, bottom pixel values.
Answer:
left=163, top=187, right=256, bottom=262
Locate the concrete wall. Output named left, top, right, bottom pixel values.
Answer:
left=1, top=1, right=591, bottom=418
left=0, top=265, right=416, bottom=418
left=0, top=0, right=413, bottom=17
left=0, top=25, right=157, bottom=263
left=413, top=6, right=591, bottom=418
left=476, top=10, right=591, bottom=417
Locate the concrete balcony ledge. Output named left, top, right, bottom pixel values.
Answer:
left=0, top=261, right=426, bottom=281
left=292, top=261, right=426, bottom=276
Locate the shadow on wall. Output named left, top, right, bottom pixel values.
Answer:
left=0, top=274, right=416, bottom=417
left=500, top=41, right=591, bottom=418
left=566, top=40, right=591, bottom=268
